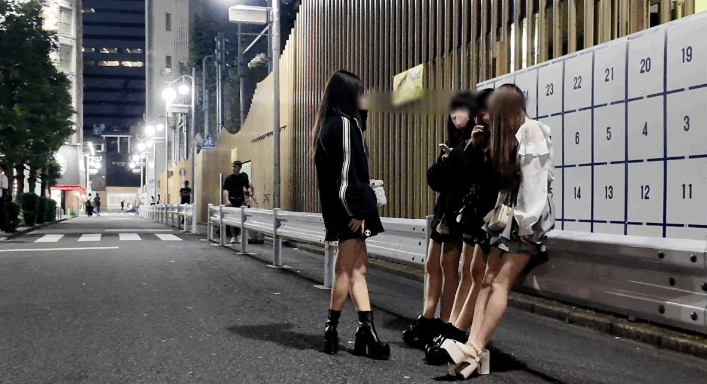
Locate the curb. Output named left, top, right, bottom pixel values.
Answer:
left=0, top=218, right=70, bottom=242
left=285, top=240, right=707, bottom=359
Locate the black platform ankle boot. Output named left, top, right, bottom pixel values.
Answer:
left=403, top=315, right=444, bottom=349
left=353, top=311, right=391, bottom=360
left=323, top=309, right=341, bottom=355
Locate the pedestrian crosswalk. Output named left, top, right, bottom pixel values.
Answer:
left=32, top=233, right=183, bottom=243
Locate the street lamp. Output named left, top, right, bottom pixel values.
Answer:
left=137, top=142, right=146, bottom=152
left=156, top=123, right=165, bottom=132
left=132, top=154, right=140, bottom=162
left=162, top=87, right=177, bottom=104
left=129, top=162, right=136, bottom=169
left=145, top=125, right=156, bottom=136
left=178, top=84, right=190, bottom=96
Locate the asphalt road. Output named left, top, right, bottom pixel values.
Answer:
left=0, top=213, right=705, bottom=384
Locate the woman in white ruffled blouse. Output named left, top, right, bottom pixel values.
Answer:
left=441, top=83, right=555, bottom=379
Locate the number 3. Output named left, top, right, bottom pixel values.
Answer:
left=684, top=115, right=690, bottom=131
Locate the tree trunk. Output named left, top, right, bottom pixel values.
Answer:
left=28, top=164, right=37, bottom=194
left=14, top=163, right=25, bottom=194
left=40, top=170, right=48, bottom=197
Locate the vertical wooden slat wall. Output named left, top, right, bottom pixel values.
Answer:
left=210, top=0, right=692, bottom=217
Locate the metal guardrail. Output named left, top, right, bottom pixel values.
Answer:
left=139, top=204, right=195, bottom=232
left=139, top=204, right=707, bottom=335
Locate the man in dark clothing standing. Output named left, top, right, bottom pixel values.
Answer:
left=179, top=181, right=192, bottom=204
left=0, top=164, right=13, bottom=233
left=120, top=200, right=125, bottom=210
left=222, top=161, right=253, bottom=243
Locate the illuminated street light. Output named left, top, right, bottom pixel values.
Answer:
left=146, top=140, right=154, bottom=148
left=136, top=142, right=146, bottom=152
left=129, top=162, right=136, bottom=169
left=145, top=125, right=156, bottom=136
left=156, top=123, right=165, bottom=132
left=132, top=154, right=140, bottom=162
left=178, top=84, right=190, bottom=95
left=161, top=87, right=177, bottom=103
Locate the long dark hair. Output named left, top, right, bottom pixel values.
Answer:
left=446, top=91, right=476, bottom=147
left=489, top=83, right=527, bottom=187
left=474, top=88, right=494, bottom=153
left=311, top=70, right=364, bottom=157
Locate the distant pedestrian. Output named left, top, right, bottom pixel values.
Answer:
left=86, top=194, right=93, bottom=217
left=0, top=164, right=13, bottom=232
left=150, top=196, right=155, bottom=205
left=133, top=194, right=141, bottom=215
left=222, top=161, right=253, bottom=243
left=179, top=181, right=192, bottom=204
left=156, top=194, right=161, bottom=204
left=313, top=70, right=389, bottom=359
left=120, top=200, right=125, bottom=210
left=93, top=193, right=101, bottom=216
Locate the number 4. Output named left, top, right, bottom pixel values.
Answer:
left=642, top=122, right=648, bottom=136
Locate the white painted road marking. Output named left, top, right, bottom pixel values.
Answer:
left=35, top=235, right=64, bottom=243
left=104, top=229, right=173, bottom=232
left=0, top=247, right=120, bottom=253
left=78, top=234, right=101, bottom=242
left=154, top=234, right=182, bottom=241
left=119, top=233, right=141, bottom=241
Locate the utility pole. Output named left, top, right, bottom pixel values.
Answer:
left=215, top=33, right=226, bottom=136
left=202, top=55, right=213, bottom=138
left=272, top=0, right=281, bottom=210
left=190, top=67, right=197, bottom=234
left=238, top=24, right=245, bottom=129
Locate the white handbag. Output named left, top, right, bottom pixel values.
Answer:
left=486, top=191, right=513, bottom=232
left=370, top=179, right=387, bottom=207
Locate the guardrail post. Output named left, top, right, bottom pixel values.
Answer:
left=207, top=204, right=213, bottom=241
left=272, top=208, right=282, bottom=266
left=218, top=205, right=226, bottom=246
left=170, top=204, right=175, bottom=227
left=191, top=203, right=197, bottom=234
left=240, top=206, right=249, bottom=254
left=324, top=241, right=337, bottom=288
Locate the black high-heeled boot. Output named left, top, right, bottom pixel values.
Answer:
left=353, top=311, right=391, bottom=360
left=323, top=309, right=341, bottom=355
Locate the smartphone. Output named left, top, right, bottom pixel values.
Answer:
left=438, top=143, right=449, bottom=149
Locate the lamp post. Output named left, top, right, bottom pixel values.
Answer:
left=142, top=117, right=167, bottom=203
left=161, top=72, right=198, bottom=234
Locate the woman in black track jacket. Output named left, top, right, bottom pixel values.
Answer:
left=313, top=70, right=389, bottom=360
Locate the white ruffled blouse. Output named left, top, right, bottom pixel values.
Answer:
left=513, top=117, right=554, bottom=237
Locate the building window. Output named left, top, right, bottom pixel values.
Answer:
left=84, top=60, right=96, bottom=66
left=82, top=8, right=95, bottom=14
left=97, top=61, right=120, bottom=67
left=83, top=47, right=96, bottom=53
left=124, top=48, right=143, bottom=54
left=121, top=61, right=144, bottom=67
left=60, top=44, right=73, bottom=72
left=165, top=55, right=172, bottom=69
left=59, top=7, right=73, bottom=35
left=166, top=12, right=172, bottom=31
left=100, top=48, right=118, bottom=54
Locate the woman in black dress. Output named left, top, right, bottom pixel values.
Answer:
left=313, top=70, right=389, bottom=360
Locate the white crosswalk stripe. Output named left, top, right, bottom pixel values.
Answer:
left=35, top=235, right=64, bottom=243
left=78, top=234, right=101, bottom=242
left=119, top=233, right=141, bottom=241
left=154, top=234, right=182, bottom=241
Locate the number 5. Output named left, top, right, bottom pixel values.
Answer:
left=606, top=127, right=612, bottom=140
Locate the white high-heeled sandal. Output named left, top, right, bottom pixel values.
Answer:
left=441, top=340, right=491, bottom=378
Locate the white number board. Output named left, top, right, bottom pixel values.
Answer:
left=476, top=13, right=707, bottom=240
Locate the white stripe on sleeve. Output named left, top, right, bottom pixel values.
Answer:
left=339, top=117, right=354, bottom=216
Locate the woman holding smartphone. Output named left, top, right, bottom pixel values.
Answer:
left=424, top=89, right=502, bottom=365
left=403, top=91, right=477, bottom=350
left=313, top=70, right=389, bottom=360
left=442, top=83, right=555, bottom=378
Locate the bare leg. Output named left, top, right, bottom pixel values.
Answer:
left=439, top=241, right=462, bottom=323
left=469, top=250, right=531, bottom=349
left=466, top=247, right=503, bottom=341
left=449, top=242, right=475, bottom=324
left=422, top=240, right=443, bottom=319
left=453, top=244, right=488, bottom=330
left=329, top=239, right=359, bottom=311
left=348, top=240, right=371, bottom=311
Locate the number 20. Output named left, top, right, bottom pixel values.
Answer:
left=640, top=58, right=652, bottom=73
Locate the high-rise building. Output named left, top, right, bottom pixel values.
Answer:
left=145, top=0, right=191, bottom=200
left=42, top=0, right=85, bottom=195
left=82, top=0, right=146, bottom=191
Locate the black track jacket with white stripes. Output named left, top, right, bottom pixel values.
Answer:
left=315, top=112, right=383, bottom=239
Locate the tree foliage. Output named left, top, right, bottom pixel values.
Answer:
left=0, top=0, right=74, bottom=196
